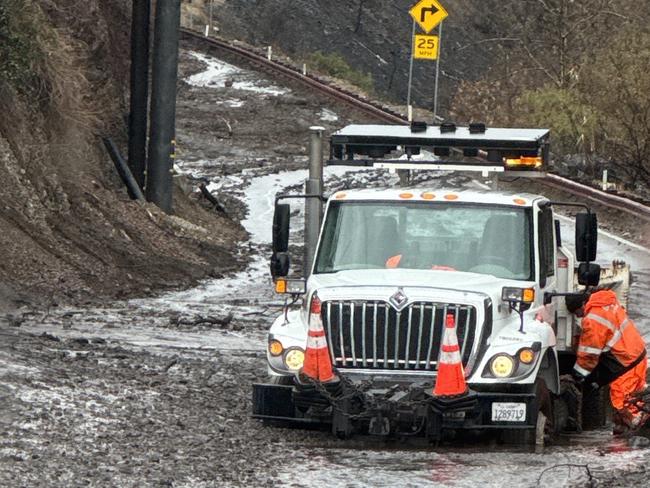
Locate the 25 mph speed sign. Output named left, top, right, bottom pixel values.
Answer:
left=413, top=34, right=439, bottom=60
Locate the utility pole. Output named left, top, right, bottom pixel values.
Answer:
left=128, top=0, right=150, bottom=190
left=147, top=0, right=181, bottom=214
left=304, top=127, right=325, bottom=277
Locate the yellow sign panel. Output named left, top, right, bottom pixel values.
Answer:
left=409, top=0, right=448, bottom=33
left=413, top=35, right=439, bottom=60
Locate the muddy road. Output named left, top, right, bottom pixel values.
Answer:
left=3, top=48, right=650, bottom=487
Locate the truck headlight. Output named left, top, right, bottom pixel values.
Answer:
left=283, top=348, right=305, bottom=371
left=483, top=346, right=540, bottom=379
left=490, top=354, right=515, bottom=378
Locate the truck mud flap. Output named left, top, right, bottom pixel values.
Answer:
left=426, top=392, right=480, bottom=441
left=252, top=383, right=326, bottom=426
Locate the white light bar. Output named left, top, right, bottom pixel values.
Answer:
left=329, top=123, right=551, bottom=175
left=373, top=162, right=504, bottom=176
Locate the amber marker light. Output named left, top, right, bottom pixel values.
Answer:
left=275, top=279, right=287, bottom=294
left=335, top=192, right=347, bottom=199
left=399, top=192, right=414, bottom=199
left=519, top=348, right=535, bottom=364
left=444, top=194, right=459, bottom=201
left=269, top=340, right=284, bottom=357
left=502, top=287, right=535, bottom=304
left=421, top=192, right=436, bottom=200
left=522, top=288, right=535, bottom=303
left=505, top=157, right=543, bottom=168
left=513, top=198, right=527, bottom=205
left=521, top=156, right=543, bottom=167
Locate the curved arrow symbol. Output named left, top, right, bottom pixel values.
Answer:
left=421, top=4, right=439, bottom=21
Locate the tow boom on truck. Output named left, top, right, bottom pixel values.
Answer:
left=252, top=122, right=631, bottom=444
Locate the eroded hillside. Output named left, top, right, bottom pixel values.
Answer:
left=0, top=0, right=245, bottom=311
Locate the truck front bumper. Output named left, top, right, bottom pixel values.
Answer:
left=252, top=382, right=537, bottom=439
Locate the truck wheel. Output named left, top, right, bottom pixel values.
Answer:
left=552, top=394, right=570, bottom=433
left=582, top=385, right=610, bottom=430
left=501, top=379, right=554, bottom=446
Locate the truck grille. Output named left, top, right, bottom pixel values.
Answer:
left=321, top=301, right=476, bottom=371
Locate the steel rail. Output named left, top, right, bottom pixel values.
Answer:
left=180, top=28, right=406, bottom=124
left=180, top=28, right=650, bottom=221
left=542, top=174, right=650, bottom=222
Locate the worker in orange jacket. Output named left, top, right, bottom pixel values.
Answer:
left=566, top=290, right=648, bottom=434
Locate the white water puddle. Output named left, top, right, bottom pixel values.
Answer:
left=186, top=51, right=290, bottom=96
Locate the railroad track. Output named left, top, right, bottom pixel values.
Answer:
left=180, top=27, right=650, bottom=222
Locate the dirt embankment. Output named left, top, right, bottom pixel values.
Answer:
left=0, top=0, right=246, bottom=313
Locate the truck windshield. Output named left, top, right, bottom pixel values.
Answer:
left=314, top=201, right=533, bottom=281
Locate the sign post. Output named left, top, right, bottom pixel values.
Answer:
left=433, top=21, right=443, bottom=120
left=406, top=20, right=416, bottom=120
left=408, top=0, right=448, bottom=121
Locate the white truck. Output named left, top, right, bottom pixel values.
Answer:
left=252, top=123, right=631, bottom=444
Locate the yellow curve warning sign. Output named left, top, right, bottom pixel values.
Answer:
left=409, top=0, right=448, bottom=34
left=413, top=35, right=439, bottom=60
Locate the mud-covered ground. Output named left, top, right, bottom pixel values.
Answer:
left=4, top=44, right=650, bottom=487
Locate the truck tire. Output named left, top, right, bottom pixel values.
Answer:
left=501, top=379, right=554, bottom=446
left=582, top=385, right=610, bottom=430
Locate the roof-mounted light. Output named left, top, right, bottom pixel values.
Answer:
left=328, top=124, right=550, bottom=176
left=410, top=121, right=427, bottom=133
left=469, top=122, right=486, bottom=134
left=440, top=122, right=456, bottom=133
left=504, top=156, right=543, bottom=168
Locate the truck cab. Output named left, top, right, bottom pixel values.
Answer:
left=253, top=123, right=630, bottom=443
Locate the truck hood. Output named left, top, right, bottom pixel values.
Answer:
left=310, top=269, right=516, bottom=304
left=309, top=269, right=512, bottom=298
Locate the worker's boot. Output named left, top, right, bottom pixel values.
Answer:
left=614, top=407, right=650, bottom=436
left=613, top=409, right=631, bottom=436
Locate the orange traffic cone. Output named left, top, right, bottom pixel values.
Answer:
left=433, top=313, right=468, bottom=397
left=300, top=295, right=338, bottom=383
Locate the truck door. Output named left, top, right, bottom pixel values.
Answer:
left=537, top=204, right=557, bottom=308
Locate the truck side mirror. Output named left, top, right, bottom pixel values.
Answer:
left=575, top=212, right=597, bottom=262
left=270, top=252, right=290, bottom=278
left=577, top=262, right=601, bottom=286
left=272, top=203, right=290, bottom=253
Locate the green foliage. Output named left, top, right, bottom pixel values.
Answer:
left=0, top=0, right=45, bottom=92
left=580, top=30, right=650, bottom=184
left=516, top=87, right=597, bottom=156
left=306, top=51, right=374, bottom=94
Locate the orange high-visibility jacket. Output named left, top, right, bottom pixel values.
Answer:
left=574, top=290, right=646, bottom=378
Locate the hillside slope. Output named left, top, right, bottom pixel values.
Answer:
left=0, top=0, right=245, bottom=311
left=202, top=0, right=492, bottom=114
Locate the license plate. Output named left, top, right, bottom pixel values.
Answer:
left=491, top=402, right=526, bottom=422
